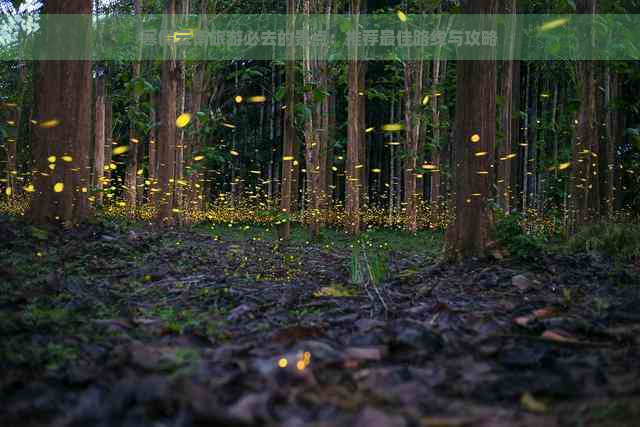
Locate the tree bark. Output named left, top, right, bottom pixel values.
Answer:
left=345, top=0, right=363, bottom=234
left=155, top=0, right=178, bottom=226
left=28, top=0, right=92, bottom=225
left=93, top=69, right=106, bottom=207
left=278, top=0, right=296, bottom=239
left=404, top=60, right=423, bottom=233
left=570, top=0, right=598, bottom=229
left=497, top=0, right=518, bottom=212
left=444, top=0, right=497, bottom=260
left=124, top=0, right=144, bottom=213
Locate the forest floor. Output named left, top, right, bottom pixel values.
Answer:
left=1, top=214, right=640, bottom=427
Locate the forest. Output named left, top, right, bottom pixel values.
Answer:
left=1, top=0, right=640, bottom=426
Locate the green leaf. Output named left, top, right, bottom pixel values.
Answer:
left=274, top=86, right=286, bottom=102
left=134, top=79, right=145, bottom=98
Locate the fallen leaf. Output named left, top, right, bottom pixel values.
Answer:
left=520, top=392, right=548, bottom=413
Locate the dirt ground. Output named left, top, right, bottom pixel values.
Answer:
left=1, top=215, right=639, bottom=427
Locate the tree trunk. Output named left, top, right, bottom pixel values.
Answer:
left=28, top=0, right=92, bottom=225
left=605, top=69, right=621, bottom=216
left=404, top=60, right=423, bottom=233
left=444, top=0, right=497, bottom=260
left=125, top=0, right=143, bottom=213
left=570, top=0, right=598, bottom=229
left=155, top=0, right=178, bottom=226
left=345, top=0, right=363, bottom=235
left=278, top=0, right=296, bottom=240
left=93, top=69, right=106, bottom=207
left=497, top=0, right=518, bottom=212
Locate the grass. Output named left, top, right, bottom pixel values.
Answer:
left=197, top=222, right=444, bottom=257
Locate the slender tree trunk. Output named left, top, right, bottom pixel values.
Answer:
left=444, top=0, right=497, bottom=260
left=430, top=59, right=444, bottom=204
left=345, top=0, right=363, bottom=234
left=148, top=95, right=158, bottom=204
left=155, top=0, right=178, bottom=226
left=404, top=60, right=423, bottom=233
left=278, top=0, right=296, bottom=239
left=605, top=69, right=621, bottom=216
left=93, top=69, right=106, bottom=207
left=125, top=0, right=143, bottom=213
left=497, top=0, right=517, bottom=212
left=5, top=62, right=25, bottom=204
left=571, top=0, right=598, bottom=229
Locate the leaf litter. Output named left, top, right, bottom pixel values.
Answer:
left=0, top=215, right=639, bottom=426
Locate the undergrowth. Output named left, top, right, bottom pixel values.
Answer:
left=566, top=221, right=640, bottom=263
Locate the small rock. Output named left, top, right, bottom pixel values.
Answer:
left=354, top=407, right=407, bottom=427
left=345, top=346, right=386, bottom=361
left=227, top=303, right=255, bottom=321
left=228, top=392, right=271, bottom=424
left=355, top=318, right=386, bottom=332
left=512, top=274, right=534, bottom=291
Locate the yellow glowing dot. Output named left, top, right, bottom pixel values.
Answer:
left=194, top=155, right=205, bottom=161
left=422, top=164, right=437, bottom=170
left=365, top=127, right=375, bottom=133
left=48, top=155, right=56, bottom=163
left=382, top=123, right=404, bottom=132
left=477, top=171, right=489, bottom=175
left=247, top=95, right=266, bottom=103
left=230, top=150, right=239, bottom=156
left=137, top=169, right=144, bottom=176
left=278, top=358, right=288, bottom=368
left=109, top=163, right=117, bottom=170
left=558, top=162, right=571, bottom=171
left=38, top=119, right=61, bottom=128
left=371, top=168, right=381, bottom=173
left=81, top=187, right=88, bottom=193
left=397, top=10, right=407, bottom=22
left=53, top=182, right=64, bottom=193
left=422, top=95, right=430, bottom=105
left=176, top=113, right=192, bottom=128
left=296, top=360, right=306, bottom=371
left=113, top=146, right=129, bottom=155
left=130, top=138, right=140, bottom=144
left=5, top=187, right=11, bottom=196
left=234, top=95, right=244, bottom=103
left=470, top=134, right=481, bottom=143
left=61, top=155, right=73, bottom=162
left=474, top=151, right=488, bottom=157
left=24, top=184, right=35, bottom=193
left=222, top=122, right=236, bottom=129
left=303, top=352, right=311, bottom=362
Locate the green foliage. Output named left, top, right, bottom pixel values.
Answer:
left=566, top=222, right=640, bottom=263
left=494, top=211, right=545, bottom=259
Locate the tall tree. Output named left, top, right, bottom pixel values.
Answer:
left=444, top=0, right=497, bottom=260
left=124, top=0, right=144, bottom=212
left=303, top=0, right=322, bottom=238
left=570, top=0, right=598, bottom=228
left=404, top=59, right=423, bottom=233
left=278, top=0, right=297, bottom=239
left=497, top=0, right=518, bottom=212
left=28, top=0, right=92, bottom=225
left=155, top=0, right=179, bottom=226
left=93, top=66, right=107, bottom=207
left=345, top=0, right=363, bottom=235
